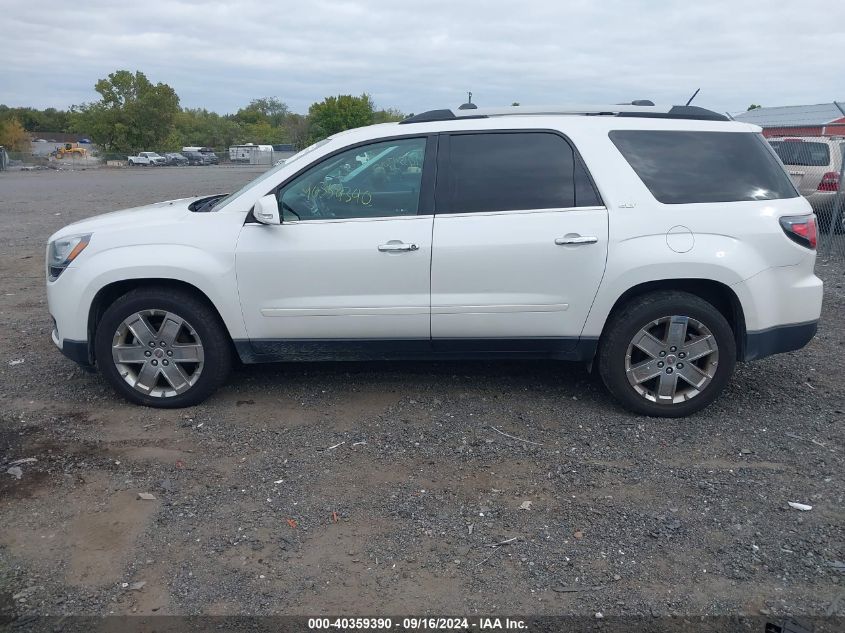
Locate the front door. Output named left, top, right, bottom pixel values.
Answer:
left=235, top=135, right=435, bottom=359
left=430, top=131, right=608, bottom=354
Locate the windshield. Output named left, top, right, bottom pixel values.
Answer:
left=213, top=138, right=333, bottom=211
left=768, top=140, right=830, bottom=167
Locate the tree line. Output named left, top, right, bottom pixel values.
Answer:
left=0, top=70, right=406, bottom=155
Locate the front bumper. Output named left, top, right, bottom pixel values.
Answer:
left=52, top=327, right=94, bottom=368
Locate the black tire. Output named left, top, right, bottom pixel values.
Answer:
left=597, top=291, right=736, bottom=418
left=94, top=288, right=232, bottom=408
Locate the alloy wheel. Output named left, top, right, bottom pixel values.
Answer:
left=624, top=315, right=719, bottom=404
left=111, top=309, right=204, bottom=398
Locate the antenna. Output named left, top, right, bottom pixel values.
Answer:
left=685, top=88, right=701, bottom=106
left=458, top=91, right=477, bottom=110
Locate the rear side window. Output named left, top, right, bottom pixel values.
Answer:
left=444, top=132, right=601, bottom=213
left=769, top=140, right=831, bottom=167
left=610, top=131, right=798, bottom=204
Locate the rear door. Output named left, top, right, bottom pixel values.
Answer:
left=430, top=131, right=608, bottom=355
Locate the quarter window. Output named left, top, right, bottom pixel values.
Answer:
left=444, top=132, right=599, bottom=213
left=610, top=130, right=798, bottom=204
left=278, top=137, right=426, bottom=221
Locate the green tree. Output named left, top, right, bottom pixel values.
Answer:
left=235, top=97, right=290, bottom=127
left=173, top=108, right=243, bottom=150
left=372, top=107, right=405, bottom=124
left=307, top=94, right=375, bottom=143
left=275, top=113, right=307, bottom=150
left=71, top=70, right=180, bottom=153
left=0, top=117, right=30, bottom=151
left=0, top=106, right=71, bottom=133
left=241, top=120, right=289, bottom=145
left=747, top=104, right=762, bottom=111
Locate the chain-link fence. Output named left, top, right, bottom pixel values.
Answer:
left=3, top=146, right=290, bottom=170
left=765, top=135, right=845, bottom=261
left=817, top=163, right=845, bottom=262
left=97, top=146, right=297, bottom=166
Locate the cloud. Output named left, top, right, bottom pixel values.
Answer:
left=1, top=0, right=843, bottom=115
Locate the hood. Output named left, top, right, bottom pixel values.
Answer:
left=48, top=196, right=204, bottom=242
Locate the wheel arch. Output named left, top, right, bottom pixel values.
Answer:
left=87, top=278, right=236, bottom=364
left=596, top=278, right=747, bottom=358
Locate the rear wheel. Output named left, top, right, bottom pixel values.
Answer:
left=95, top=288, right=232, bottom=408
left=597, top=291, right=736, bottom=417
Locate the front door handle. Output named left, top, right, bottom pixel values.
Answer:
left=555, top=236, right=598, bottom=246
left=378, top=241, right=419, bottom=252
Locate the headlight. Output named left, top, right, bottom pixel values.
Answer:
left=47, top=233, right=91, bottom=280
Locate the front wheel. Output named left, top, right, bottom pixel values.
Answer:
left=597, top=291, right=736, bottom=417
left=95, top=288, right=232, bottom=408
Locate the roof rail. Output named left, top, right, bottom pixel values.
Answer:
left=400, top=104, right=729, bottom=124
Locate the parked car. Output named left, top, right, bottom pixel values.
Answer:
left=46, top=103, right=822, bottom=417
left=182, top=147, right=219, bottom=164
left=768, top=136, right=845, bottom=233
left=182, top=150, right=211, bottom=166
left=127, top=152, right=166, bottom=166
left=164, top=152, right=189, bottom=166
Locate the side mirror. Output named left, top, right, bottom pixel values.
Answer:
left=253, top=194, right=281, bottom=225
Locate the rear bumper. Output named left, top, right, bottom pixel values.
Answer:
left=731, top=258, right=822, bottom=361
left=741, top=320, right=818, bottom=362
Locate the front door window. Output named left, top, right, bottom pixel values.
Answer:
left=278, top=137, right=427, bottom=221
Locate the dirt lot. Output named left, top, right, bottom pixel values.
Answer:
left=0, top=167, right=843, bottom=623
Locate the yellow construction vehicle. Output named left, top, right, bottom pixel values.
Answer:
left=55, top=143, right=87, bottom=159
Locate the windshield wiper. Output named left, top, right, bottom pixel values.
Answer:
left=193, top=194, right=227, bottom=212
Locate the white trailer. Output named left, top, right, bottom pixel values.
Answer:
left=229, top=144, right=274, bottom=165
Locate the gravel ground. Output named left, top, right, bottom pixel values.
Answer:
left=0, top=167, right=843, bottom=623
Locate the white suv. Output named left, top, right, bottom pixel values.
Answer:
left=46, top=103, right=823, bottom=417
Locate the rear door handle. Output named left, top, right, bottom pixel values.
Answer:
left=555, top=236, right=598, bottom=245
left=378, top=241, right=419, bottom=252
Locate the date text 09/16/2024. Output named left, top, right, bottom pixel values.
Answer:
left=307, top=617, right=529, bottom=630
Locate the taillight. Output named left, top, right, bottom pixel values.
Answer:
left=779, top=215, right=817, bottom=250
left=818, top=171, right=839, bottom=191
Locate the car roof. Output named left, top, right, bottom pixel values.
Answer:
left=401, top=103, right=729, bottom=123
left=329, top=111, right=757, bottom=147
left=268, top=105, right=759, bottom=180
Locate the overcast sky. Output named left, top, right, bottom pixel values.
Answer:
left=1, top=0, right=843, bottom=116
